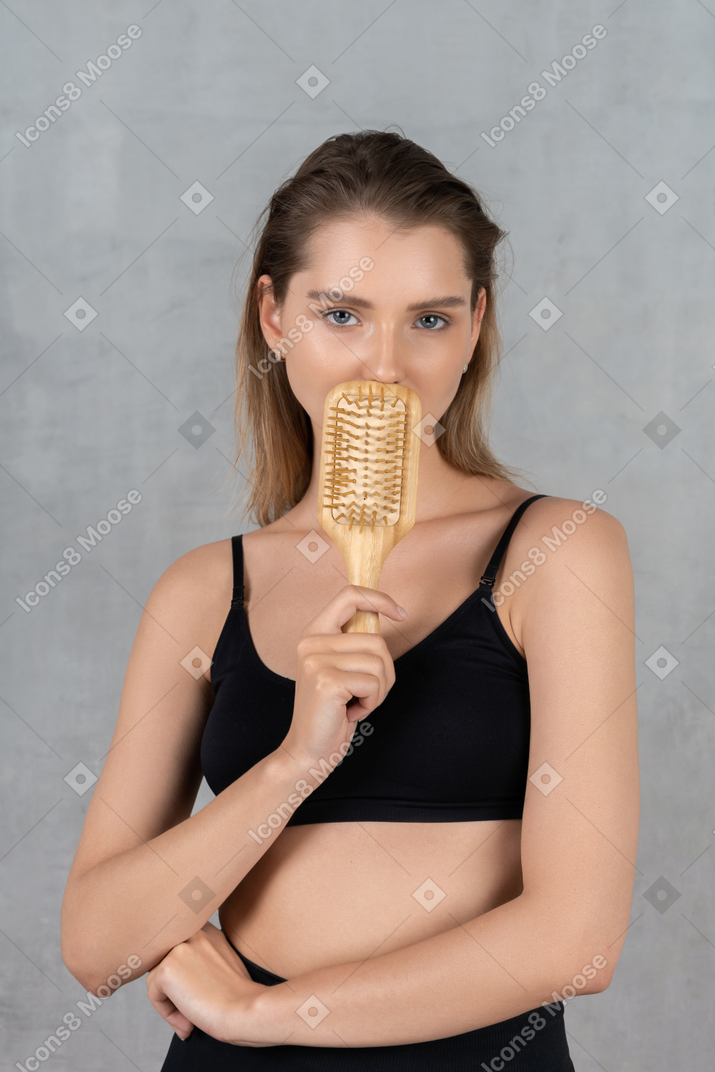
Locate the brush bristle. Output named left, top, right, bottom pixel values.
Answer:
left=321, top=383, right=408, bottom=533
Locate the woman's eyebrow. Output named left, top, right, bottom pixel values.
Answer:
left=307, top=289, right=466, bottom=312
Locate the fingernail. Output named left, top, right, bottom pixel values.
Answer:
left=397, top=605, right=407, bottom=617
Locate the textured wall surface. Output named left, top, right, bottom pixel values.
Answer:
left=1, top=2, right=713, bottom=1069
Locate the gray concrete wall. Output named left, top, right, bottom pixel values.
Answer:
left=1, top=2, right=712, bottom=1068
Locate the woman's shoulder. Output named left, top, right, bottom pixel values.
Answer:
left=496, top=491, right=630, bottom=667
left=505, top=491, right=630, bottom=615
left=153, top=536, right=234, bottom=597
left=156, top=525, right=298, bottom=603
left=502, top=489, right=628, bottom=575
left=511, top=490, right=626, bottom=541
left=475, top=481, right=620, bottom=527
left=135, top=539, right=239, bottom=664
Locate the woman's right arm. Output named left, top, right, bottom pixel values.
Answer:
left=60, top=543, right=313, bottom=995
left=61, top=542, right=404, bottom=996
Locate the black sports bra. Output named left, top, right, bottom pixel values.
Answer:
left=200, top=494, right=548, bottom=824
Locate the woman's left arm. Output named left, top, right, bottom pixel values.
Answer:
left=232, top=502, right=640, bottom=1048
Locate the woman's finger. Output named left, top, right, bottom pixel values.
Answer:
left=146, top=963, right=195, bottom=1039
left=303, top=584, right=407, bottom=637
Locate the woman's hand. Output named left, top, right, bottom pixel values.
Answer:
left=282, top=584, right=407, bottom=766
left=145, top=922, right=270, bottom=1045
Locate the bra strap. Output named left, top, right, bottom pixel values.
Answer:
left=230, top=534, right=245, bottom=607
left=479, top=494, right=549, bottom=589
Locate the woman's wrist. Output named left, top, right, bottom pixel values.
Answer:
left=226, top=979, right=289, bottom=1048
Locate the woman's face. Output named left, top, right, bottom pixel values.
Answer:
left=256, top=213, right=486, bottom=430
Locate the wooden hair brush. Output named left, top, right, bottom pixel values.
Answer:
left=317, top=380, right=422, bottom=634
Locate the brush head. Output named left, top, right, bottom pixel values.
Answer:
left=322, top=382, right=412, bottom=532
left=317, top=378, right=421, bottom=569
left=316, top=380, right=422, bottom=632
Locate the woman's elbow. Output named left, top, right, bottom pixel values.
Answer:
left=61, top=939, right=97, bottom=995
left=61, top=934, right=144, bottom=998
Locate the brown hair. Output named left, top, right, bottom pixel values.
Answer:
left=226, top=129, right=535, bottom=528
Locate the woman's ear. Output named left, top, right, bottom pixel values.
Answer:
left=471, top=286, right=487, bottom=347
left=256, top=274, right=282, bottom=351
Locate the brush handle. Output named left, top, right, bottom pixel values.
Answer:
left=342, top=556, right=383, bottom=634
left=344, top=608, right=380, bottom=634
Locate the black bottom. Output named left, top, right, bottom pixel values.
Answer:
left=160, top=935, right=574, bottom=1071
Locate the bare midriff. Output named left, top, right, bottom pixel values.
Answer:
left=209, top=508, right=531, bottom=981
left=219, top=817, right=523, bottom=980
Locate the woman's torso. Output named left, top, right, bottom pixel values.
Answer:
left=200, top=485, right=538, bottom=980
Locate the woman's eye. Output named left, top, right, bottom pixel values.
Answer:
left=322, top=310, right=449, bottom=330
left=417, top=314, right=448, bottom=330
left=323, top=309, right=358, bottom=327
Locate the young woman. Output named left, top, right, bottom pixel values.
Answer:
left=61, top=130, right=639, bottom=1071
